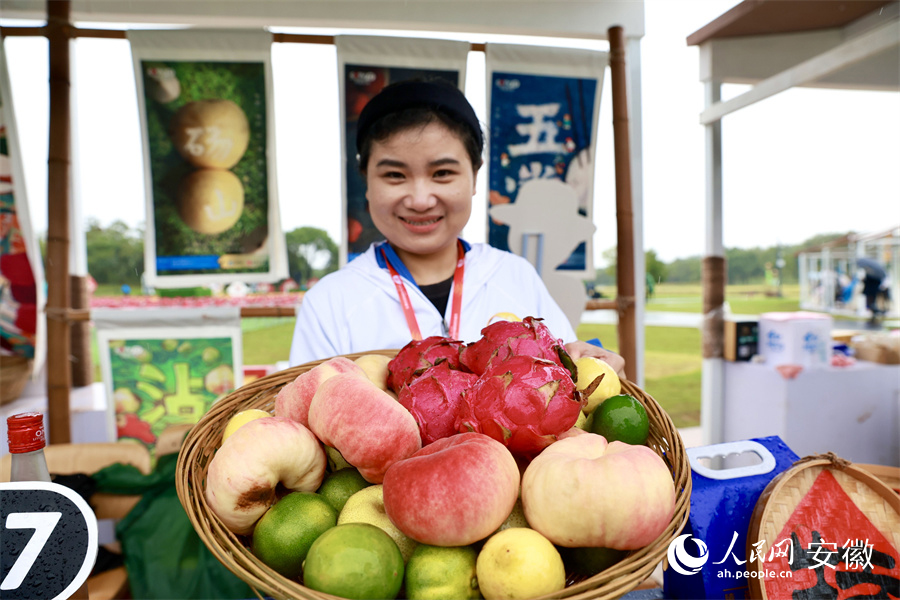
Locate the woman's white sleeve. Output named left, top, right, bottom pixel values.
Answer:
left=289, top=291, right=341, bottom=366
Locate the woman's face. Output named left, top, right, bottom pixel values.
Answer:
left=365, top=121, right=477, bottom=260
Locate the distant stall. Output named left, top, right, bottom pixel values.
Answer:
left=797, top=225, right=900, bottom=319
left=687, top=0, right=900, bottom=445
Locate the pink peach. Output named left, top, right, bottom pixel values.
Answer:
left=274, top=357, right=366, bottom=427
left=382, top=432, right=520, bottom=546
left=307, top=373, right=421, bottom=483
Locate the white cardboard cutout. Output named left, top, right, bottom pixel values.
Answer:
left=489, top=178, right=596, bottom=330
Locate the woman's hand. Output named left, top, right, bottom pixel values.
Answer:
left=564, top=341, right=627, bottom=379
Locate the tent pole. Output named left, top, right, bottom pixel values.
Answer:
left=45, top=0, right=73, bottom=444
left=608, top=26, right=637, bottom=380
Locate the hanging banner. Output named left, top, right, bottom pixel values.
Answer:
left=486, top=44, right=607, bottom=276
left=128, top=29, right=287, bottom=288
left=0, top=40, right=45, bottom=372
left=94, top=307, right=242, bottom=458
left=336, top=36, right=470, bottom=264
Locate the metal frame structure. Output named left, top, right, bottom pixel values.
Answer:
left=688, top=0, right=900, bottom=445
left=1, top=0, right=648, bottom=442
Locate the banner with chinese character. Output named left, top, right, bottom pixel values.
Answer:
left=128, top=29, right=288, bottom=288
left=486, top=44, right=607, bottom=276
left=0, top=41, right=44, bottom=372
left=94, top=307, right=242, bottom=458
left=336, top=36, right=470, bottom=264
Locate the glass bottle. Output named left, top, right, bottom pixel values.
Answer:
left=6, top=411, right=51, bottom=482
left=6, top=412, right=90, bottom=599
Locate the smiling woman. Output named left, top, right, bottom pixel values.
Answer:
left=287, top=78, right=625, bottom=374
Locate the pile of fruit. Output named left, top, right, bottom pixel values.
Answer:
left=203, top=317, right=677, bottom=600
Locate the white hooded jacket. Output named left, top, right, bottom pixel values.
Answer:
left=289, top=241, right=577, bottom=365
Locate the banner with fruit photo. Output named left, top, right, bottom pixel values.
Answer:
left=335, top=36, right=470, bottom=264
left=94, top=307, right=242, bottom=457
left=129, top=29, right=288, bottom=287
left=0, top=41, right=45, bottom=375
left=486, top=44, right=607, bottom=277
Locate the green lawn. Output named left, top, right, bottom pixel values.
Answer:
left=576, top=283, right=804, bottom=428
left=576, top=323, right=704, bottom=428
left=90, top=282, right=809, bottom=429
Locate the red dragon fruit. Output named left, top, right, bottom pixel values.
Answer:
left=456, top=354, right=587, bottom=458
left=459, top=316, right=574, bottom=377
left=397, top=361, right=479, bottom=445
left=387, top=335, right=466, bottom=393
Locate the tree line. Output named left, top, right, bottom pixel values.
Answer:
left=593, top=232, right=846, bottom=287
left=51, top=220, right=846, bottom=289
left=52, top=219, right=340, bottom=289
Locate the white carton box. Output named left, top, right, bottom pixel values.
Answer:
left=758, top=311, right=833, bottom=368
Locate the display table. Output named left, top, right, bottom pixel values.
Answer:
left=723, top=360, right=900, bottom=467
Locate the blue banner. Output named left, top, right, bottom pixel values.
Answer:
left=488, top=72, right=598, bottom=271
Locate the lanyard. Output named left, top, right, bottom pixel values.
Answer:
left=381, top=240, right=466, bottom=340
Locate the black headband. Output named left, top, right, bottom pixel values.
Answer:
left=355, top=79, right=483, bottom=154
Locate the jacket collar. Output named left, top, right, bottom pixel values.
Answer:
left=374, top=239, right=471, bottom=286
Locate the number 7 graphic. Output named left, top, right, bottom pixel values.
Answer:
left=1, top=512, right=62, bottom=591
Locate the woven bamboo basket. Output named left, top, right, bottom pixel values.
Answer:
left=0, top=354, right=33, bottom=406
left=176, top=350, right=692, bottom=600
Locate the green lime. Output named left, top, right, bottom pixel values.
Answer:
left=558, top=546, right=628, bottom=577
left=589, top=393, right=649, bottom=446
left=250, top=491, right=337, bottom=579
left=303, top=523, right=404, bottom=599
left=317, top=467, right=373, bottom=513
left=405, top=544, right=480, bottom=600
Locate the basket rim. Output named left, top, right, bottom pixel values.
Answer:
left=176, top=350, right=691, bottom=600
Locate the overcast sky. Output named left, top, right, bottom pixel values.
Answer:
left=3, top=0, right=898, bottom=265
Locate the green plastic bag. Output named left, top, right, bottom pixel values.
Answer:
left=93, top=453, right=254, bottom=600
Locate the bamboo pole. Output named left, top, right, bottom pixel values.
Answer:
left=45, top=0, right=73, bottom=444
left=70, top=275, right=93, bottom=386
left=607, top=26, right=637, bottom=379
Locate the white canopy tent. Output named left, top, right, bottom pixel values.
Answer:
left=1, top=0, right=648, bottom=442
left=687, top=0, right=900, bottom=445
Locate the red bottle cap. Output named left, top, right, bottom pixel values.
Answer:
left=7, top=412, right=46, bottom=453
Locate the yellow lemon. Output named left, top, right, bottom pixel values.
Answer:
left=405, top=544, right=480, bottom=600
left=338, top=484, right=418, bottom=562
left=476, top=528, right=565, bottom=600
left=487, top=312, right=522, bottom=326
left=574, top=356, right=622, bottom=414
left=222, top=409, right=270, bottom=441
left=574, top=410, right=588, bottom=430
left=354, top=354, right=392, bottom=391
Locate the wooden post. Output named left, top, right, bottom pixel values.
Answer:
left=70, top=275, right=93, bottom=387
left=607, top=26, right=637, bottom=379
left=45, top=0, right=73, bottom=444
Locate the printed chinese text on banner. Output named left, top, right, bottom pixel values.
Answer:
left=128, top=29, right=288, bottom=288
left=486, top=44, right=607, bottom=277
left=94, top=307, right=242, bottom=459
left=336, top=36, right=470, bottom=264
left=0, top=41, right=45, bottom=373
